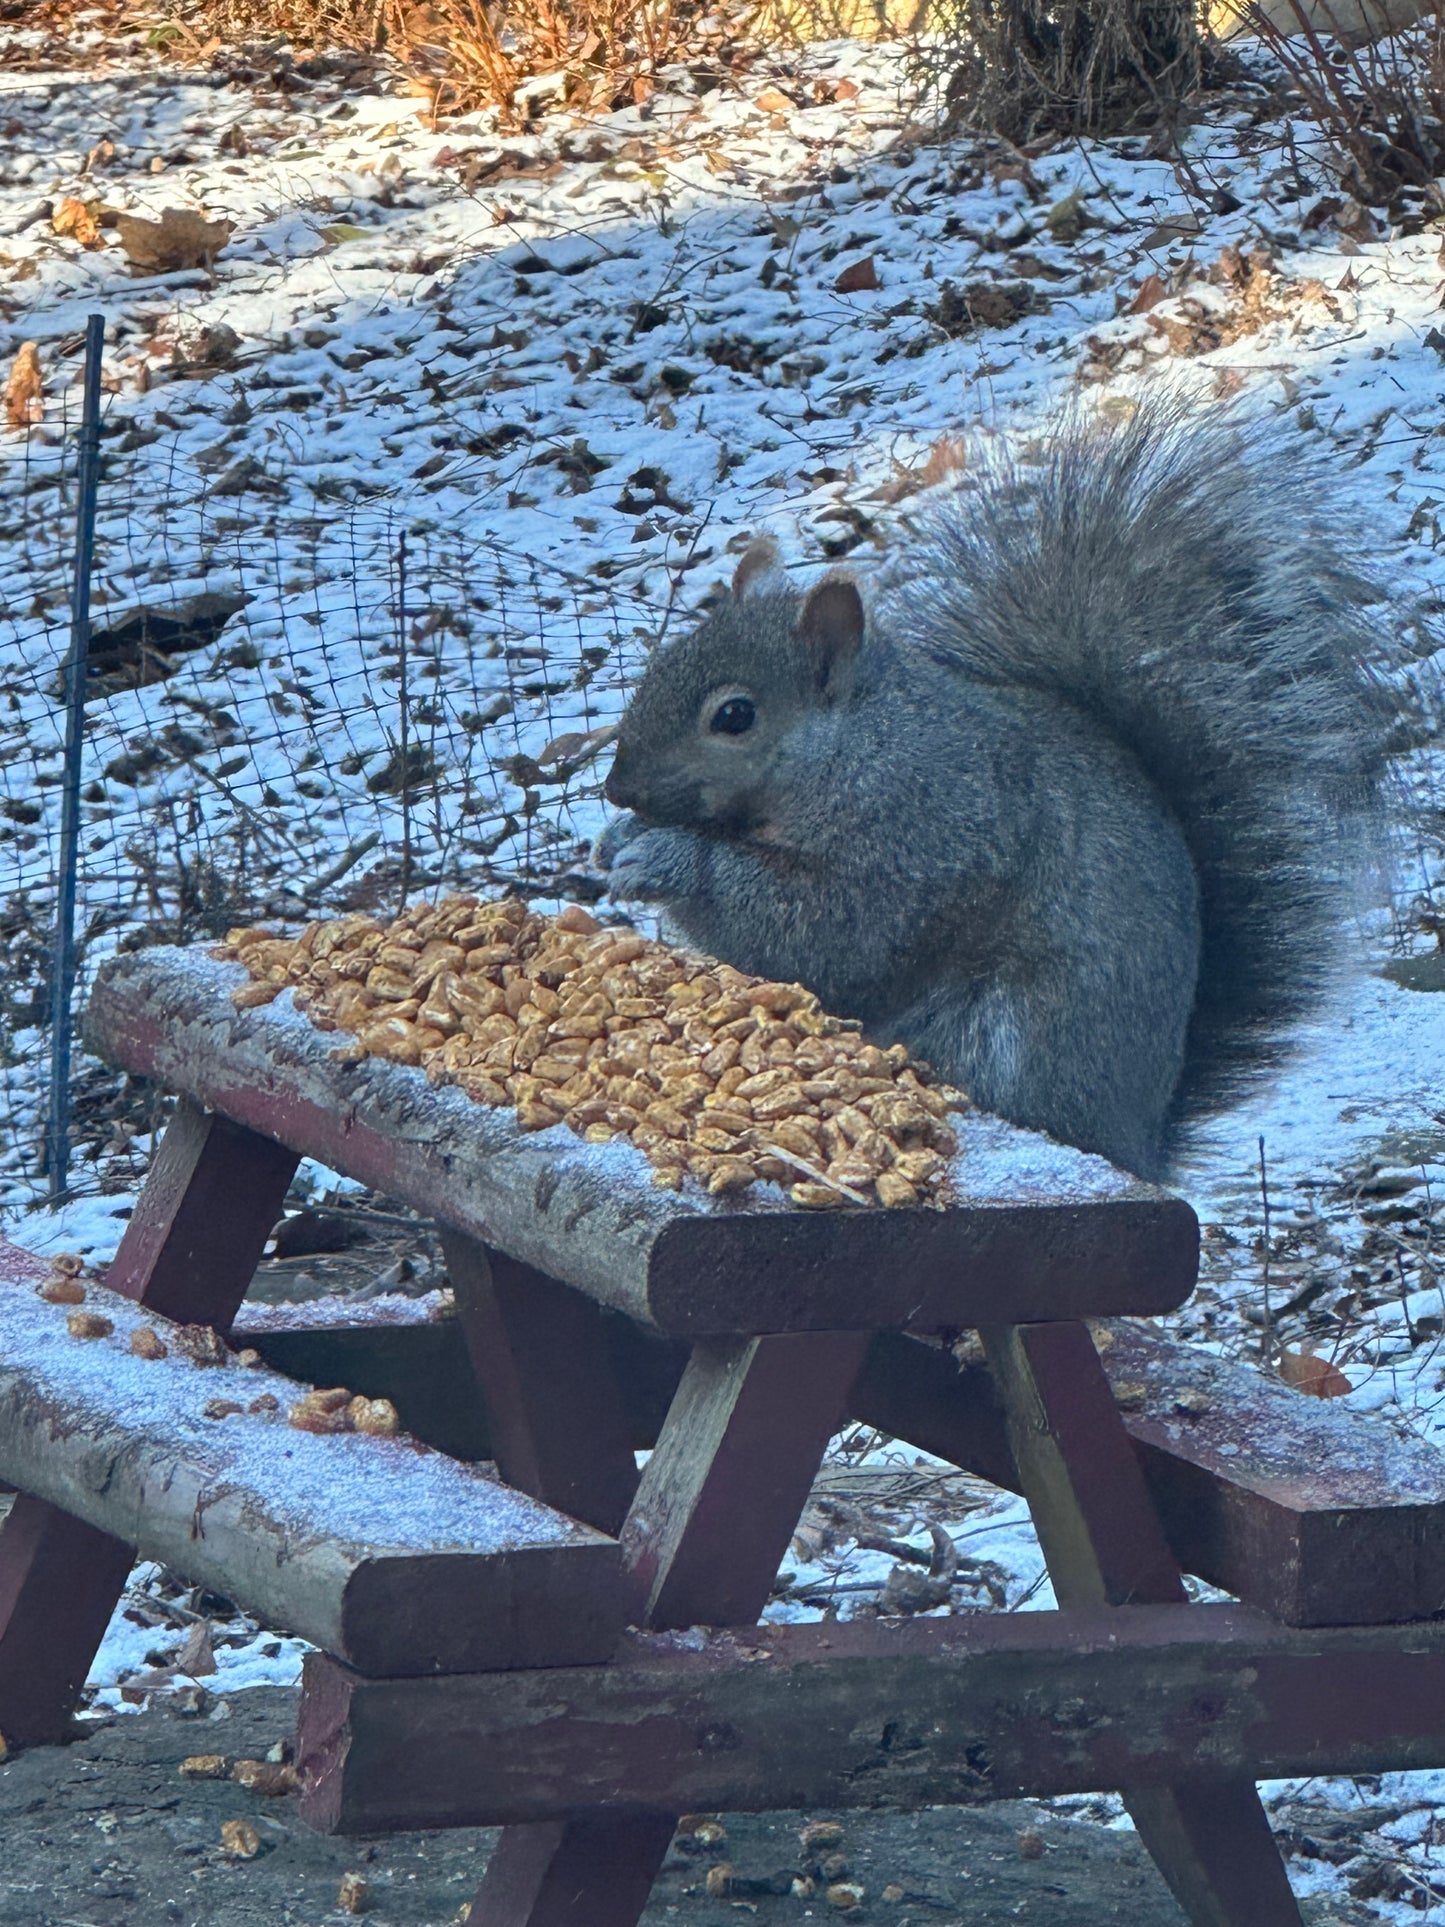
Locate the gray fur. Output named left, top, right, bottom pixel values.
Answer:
left=596, top=403, right=1392, bottom=1180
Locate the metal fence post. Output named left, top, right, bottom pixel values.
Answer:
left=45, top=313, right=105, bottom=1201
left=395, top=528, right=411, bottom=912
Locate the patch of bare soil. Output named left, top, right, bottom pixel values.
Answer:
left=0, top=1684, right=1380, bottom=1926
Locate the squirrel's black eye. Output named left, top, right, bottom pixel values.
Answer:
left=710, top=696, right=756, bottom=736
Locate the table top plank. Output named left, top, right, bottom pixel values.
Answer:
left=86, top=948, right=1198, bottom=1335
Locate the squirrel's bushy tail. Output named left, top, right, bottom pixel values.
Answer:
left=896, top=398, right=1393, bottom=1129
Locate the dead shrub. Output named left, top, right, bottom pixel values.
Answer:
left=389, top=0, right=703, bottom=118
left=1225, top=0, right=1445, bottom=210
left=933, top=0, right=1203, bottom=140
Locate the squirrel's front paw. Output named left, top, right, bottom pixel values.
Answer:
left=604, top=827, right=701, bottom=904
left=591, top=811, right=646, bottom=873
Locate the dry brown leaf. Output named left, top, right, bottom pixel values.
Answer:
left=4, top=341, right=42, bottom=430
left=834, top=254, right=880, bottom=294
left=174, top=1619, right=218, bottom=1678
left=52, top=196, right=103, bottom=248
left=875, top=435, right=966, bottom=505
left=756, top=86, right=793, bottom=114
left=916, top=435, right=965, bottom=488
left=116, top=207, right=234, bottom=274
left=1279, top=1347, right=1352, bottom=1399
left=1128, top=272, right=1167, bottom=315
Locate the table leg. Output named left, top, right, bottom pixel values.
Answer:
left=462, top=1327, right=869, bottom=1927
left=0, top=1102, right=298, bottom=1747
left=980, top=1321, right=1303, bottom=1927
left=442, top=1233, right=640, bottom=1537
left=470, top=1816, right=679, bottom=1927
left=0, top=1497, right=135, bottom=1748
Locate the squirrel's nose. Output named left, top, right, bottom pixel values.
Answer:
left=604, top=760, right=639, bottom=810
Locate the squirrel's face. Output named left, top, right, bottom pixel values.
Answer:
left=605, top=539, right=865, bottom=835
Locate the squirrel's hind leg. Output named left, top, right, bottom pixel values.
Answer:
left=881, top=975, right=1181, bottom=1183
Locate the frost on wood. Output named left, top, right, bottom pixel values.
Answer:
left=85, top=945, right=1199, bottom=1334
left=0, top=1264, right=621, bottom=1675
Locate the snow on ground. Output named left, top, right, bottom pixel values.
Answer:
left=87, top=1560, right=310, bottom=1713
left=2, top=15, right=1445, bottom=1914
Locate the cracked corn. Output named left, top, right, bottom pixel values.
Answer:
left=213, top=896, right=968, bottom=1208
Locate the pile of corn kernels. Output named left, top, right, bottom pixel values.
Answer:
left=214, top=896, right=968, bottom=1209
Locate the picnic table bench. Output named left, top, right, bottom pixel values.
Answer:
left=1, top=942, right=1444, bottom=1927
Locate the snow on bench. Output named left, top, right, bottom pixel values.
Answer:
left=85, top=946, right=1199, bottom=1334
left=857, top=1321, right=1445, bottom=1627
left=234, top=1292, right=1445, bottom=1628
left=0, top=1261, right=620, bottom=1676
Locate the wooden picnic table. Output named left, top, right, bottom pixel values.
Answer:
left=0, top=943, right=1442, bottom=1927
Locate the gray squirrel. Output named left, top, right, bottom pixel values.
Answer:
left=593, top=403, right=1391, bottom=1180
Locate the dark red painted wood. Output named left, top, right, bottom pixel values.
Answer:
left=105, top=1097, right=299, bottom=1321
left=299, top=1605, right=1445, bottom=1832
left=460, top=1329, right=867, bottom=1927
left=621, top=1331, right=870, bottom=1632
left=0, top=1101, right=297, bottom=1749
left=442, top=1233, right=640, bottom=1537
left=1093, top=1319, right=1445, bottom=1627
left=0, top=1496, right=135, bottom=1747
left=228, top=1315, right=496, bottom=1462
left=231, top=1308, right=1445, bottom=1628
left=470, top=1817, right=679, bottom=1927
left=981, top=1322, right=1303, bottom=1927
left=1124, top=1783, right=1306, bottom=1927
left=982, top=1322, right=1184, bottom=1608
left=857, top=1327, right=1445, bottom=1627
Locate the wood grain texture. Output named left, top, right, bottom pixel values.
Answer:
left=979, top=1321, right=1184, bottom=1608
left=297, top=1605, right=1445, bottom=1833
left=453, top=1327, right=867, bottom=1925
left=0, top=1106, right=296, bottom=1749
left=463, top=1817, right=680, bottom=1927
left=105, top=1096, right=299, bottom=1322
left=85, top=948, right=1199, bottom=1335
left=0, top=1270, right=622, bottom=1678
left=0, top=1495, right=135, bottom=1747
left=444, top=1236, right=640, bottom=1536
left=622, top=1330, right=868, bottom=1631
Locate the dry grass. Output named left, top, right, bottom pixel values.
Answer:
left=10, top=0, right=906, bottom=120
left=380, top=0, right=739, bottom=120
left=932, top=0, right=1204, bottom=140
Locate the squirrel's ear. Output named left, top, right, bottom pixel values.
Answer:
left=732, top=536, right=787, bottom=600
left=797, top=575, right=864, bottom=693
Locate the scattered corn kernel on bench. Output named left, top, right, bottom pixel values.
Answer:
left=1, top=945, right=1444, bottom=1927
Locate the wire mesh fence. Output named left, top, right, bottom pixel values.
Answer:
left=0, top=384, right=665, bottom=1205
